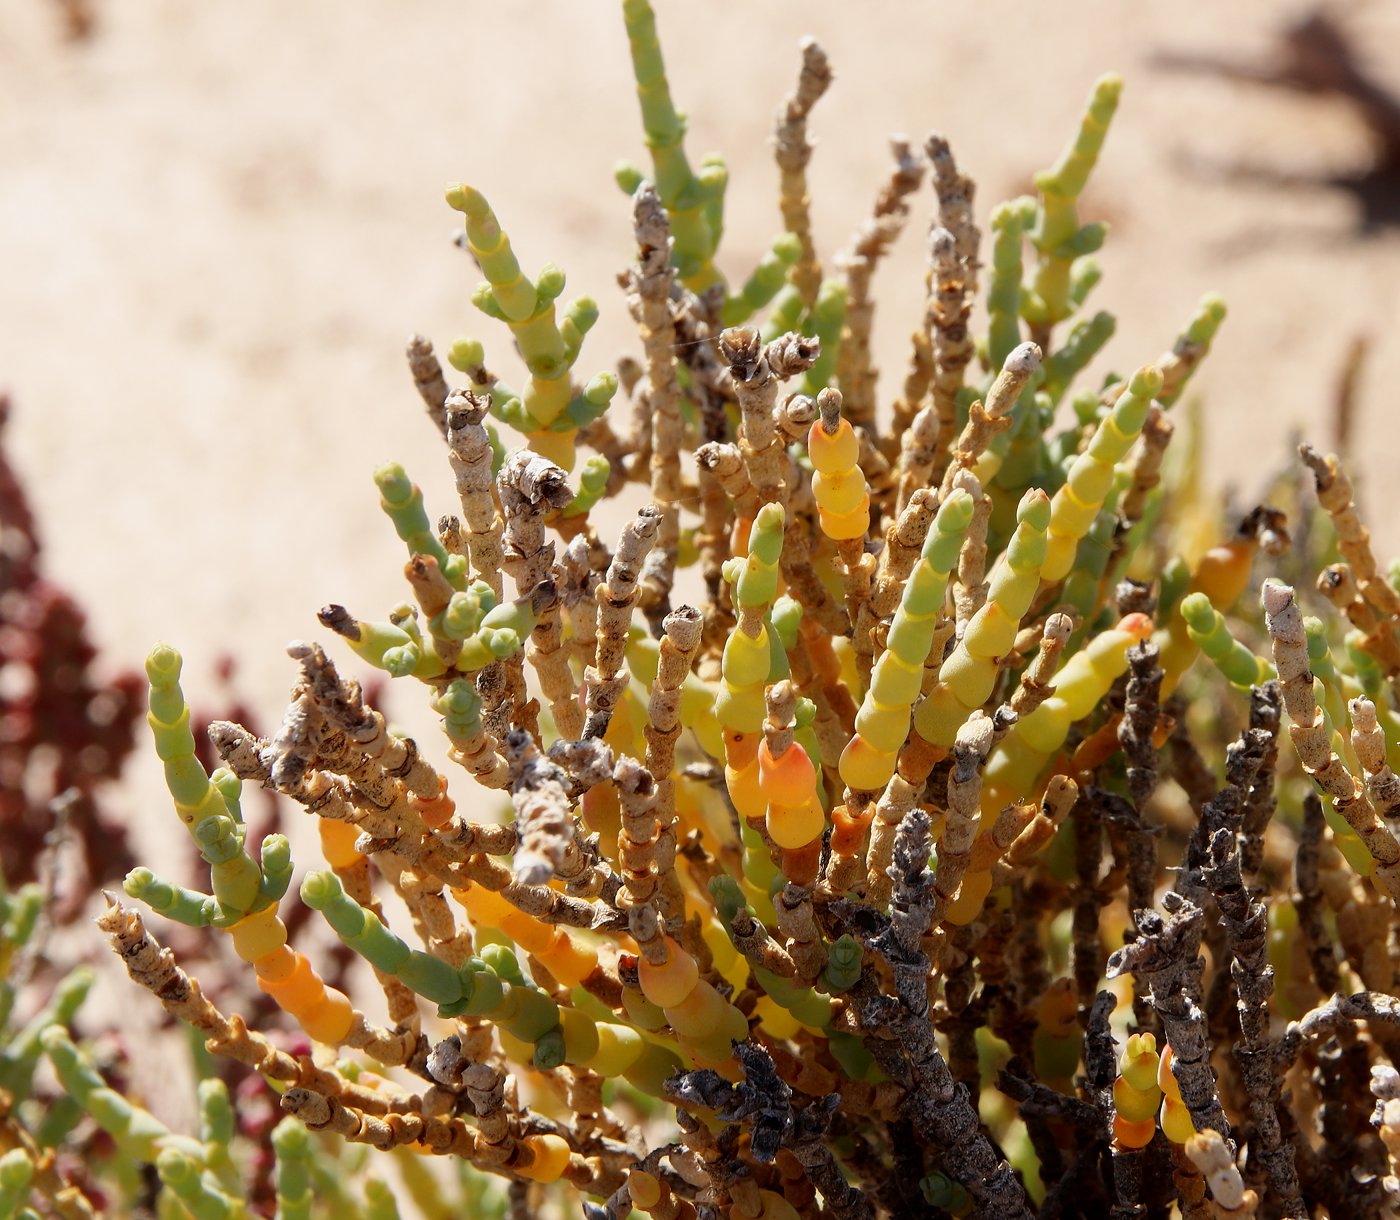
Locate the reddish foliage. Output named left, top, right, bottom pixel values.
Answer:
left=0, top=393, right=143, bottom=915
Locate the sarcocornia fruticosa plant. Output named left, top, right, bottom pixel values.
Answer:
left=22, top=3, right=1400, bottom=1217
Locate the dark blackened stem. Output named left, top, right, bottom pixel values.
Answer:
left=1107, top=898, right=1234, bottom=1147
left=1203, top=829, right=1304, bottom=1217
left=1275, top=991, right=1400, bottom=1074
left=1239, top=681, right=1283, bottom=879
left=1295, top=794, right=1342, bottom=996
left=1119, top=641, right=1163, bottom=811
left=1085, top=990, right=1147, bottom=1220
left=937, top=922, right=984, bottom=1095
left=859, top=811, right=1033, bottom=1220
left=1072, top=788, right=1105, bottom=1022
left=1103, top=646, right=1160, bottom=1024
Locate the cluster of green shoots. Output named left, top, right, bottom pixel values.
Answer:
left=14, top=2, right=1400, bottom=1218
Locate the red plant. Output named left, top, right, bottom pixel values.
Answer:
left=0, top=392, right=143, bottom=917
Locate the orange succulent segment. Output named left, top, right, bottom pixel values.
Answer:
left=663, top=977, right=728, bottom=1038
left=1160, top=1094, right=1195, bottom=1145
left=256, top=951, right=314, bottom=1004
left=818, top=502, right=871, bottom=541
left=300, top=991, right=355, bottom=1045
left=255, top=945, right=297, bottom=984
left=517, top=1134, right=571, bottom=1183
left=535, top=929, right=598, bottom=986
left=638, top=938, right=699, bottom=1008
left=1113, top=1114, right=1156, bottom=1150
left=1113, top=1075, right=1159, bottom=1122
left=767, top=796, right=825, bottom=850
left=256, top=949, right=355, bottom=1044
left=808, top=418, right=871, bottom=541
left=409, top=775, right=456, bottom=829
left=757, top=738, right=815, bottom=802
left=830, top=802, right=872, bottom=855
left=229, top=907, right=288, bottom=963
left=807, top=418, right=860, bottom=473
left=944, top=870, right=992, bottom=926
left=1192, top=540, right=1254, bottom=609
left=628, top=1169, right=663, bottom=1211
left=318, top=819, right=363, bottom=870
left=812, top=468, right=867, bottom=515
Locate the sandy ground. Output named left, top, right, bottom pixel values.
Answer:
left=5, top=0, right=1400, bottom=919
left=7, top=0, right=1400, bottom=1196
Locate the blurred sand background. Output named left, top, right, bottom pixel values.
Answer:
left=4, top=0, right=1400, bottom=852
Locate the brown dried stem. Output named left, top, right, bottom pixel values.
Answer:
left=718, top=327, right=818, bottom=509
left=893, top=404, right=941, bottom=514
left=871, top=488, right=937, bottom=618
left=643, top=605, right=704, bottom=910
left=992, top=775, right=1080, bottom=885
left=1350, top=696, right=1400, bottom=819
left=626, top=184, right=684, bottom=622
left=1262, top=579, right=1400, bottom=898
left=939, top=342, right=1042, bottom=495
left=98, top=898, right=417, bottom=1084
left=502, top=728, right=576, bottom=886
left=1238, top=682, right=1282, bottom=878
left=835, top=137, right=925, bottom=430
left=774, top=38, right=833, bottom=311
left=952, top=469, right=992, bottom=631
left=407, top=333, right=450, bottom=439
left=584, top=506, right=661, bottom=740
left=446, top=390, right=508, bottom=600
left=935, top=712, right=996, bottom=927
left=1300, top=444, right=1400, bottom=634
